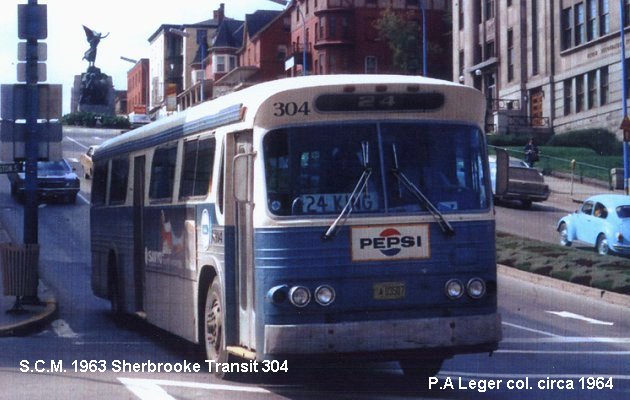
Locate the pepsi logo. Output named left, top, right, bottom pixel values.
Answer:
left=359, top=228, right=423, bottom=257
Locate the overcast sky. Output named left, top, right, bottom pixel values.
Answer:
left=0, top=0, right=286, bottom=114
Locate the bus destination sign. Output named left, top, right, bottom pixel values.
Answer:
left=315, top=93, right=445, bottom=113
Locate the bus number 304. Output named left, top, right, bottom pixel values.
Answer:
left=273, top=101, right=311, bottom=117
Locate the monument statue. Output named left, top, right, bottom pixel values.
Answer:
left=82, top=25, right=109, bottom=67
left=76, top=25, right=114, bottom=114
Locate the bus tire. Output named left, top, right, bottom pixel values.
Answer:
left=204, top=278, right=231, bottom=379
left=399, top=359, right=443, bottom=381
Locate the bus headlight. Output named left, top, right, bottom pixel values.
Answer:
left=289, top=286, right=311, bottom=308
left=466, top=278, right=486, bottom=299
left=314, top=285, right=335, bottom=306
left=445, top=279, right=464, bottom=299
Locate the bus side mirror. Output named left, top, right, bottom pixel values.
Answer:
left=232, top=151, right=256, bottom=203
left=495, top=148, right=509, bottom=196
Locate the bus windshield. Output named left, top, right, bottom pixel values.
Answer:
left=263, top=122, right=489, bottom=217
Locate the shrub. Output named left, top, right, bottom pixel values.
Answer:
left=62, top=112, right=130, bottom=129
left=547, top=129, right=623, bottom=155
left=486, top=134, right=530, bottom=147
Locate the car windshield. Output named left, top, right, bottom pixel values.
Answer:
left=616, top=205, right=630, bottom=218
left=38, top=161, right=70, bottom=174
left=263, top=122, right=489, bottom=216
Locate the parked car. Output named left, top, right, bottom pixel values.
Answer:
left=8, top=159, right=81, bottom=204
left=80, top=145, right=98, bottom=179
left=557, top=194, right=630, bottom=255
left=489, top=154, right=550, bottom=208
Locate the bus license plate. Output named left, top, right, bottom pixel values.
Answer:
left=373, top=282, right=406, bottom=300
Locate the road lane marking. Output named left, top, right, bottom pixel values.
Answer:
left=546, top=310, right=614, bottom=325
left=51, top=319, right=79, bottom=338
left=496, top=349, right=630, bottom=355
left=439, top=371, right=630, bottom=381
left=502, top=321, right=561, bottom=337
left=65, top=136, right=88, bottom=150
left=118, top=378, right=271, bottom=400
left=77, top=193, right=89, bottom=204
left=502, top=337, right=630, bottom=344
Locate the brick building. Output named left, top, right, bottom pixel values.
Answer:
left=126, top=58, right=149, bottom=115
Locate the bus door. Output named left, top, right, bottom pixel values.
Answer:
left=232, top=131, right=256, bottom=350
left=133, top=155, right=146, bottom=312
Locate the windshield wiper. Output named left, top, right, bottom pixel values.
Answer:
left=390, top=144, right=455, bottom=236
left=323, top=141, right=372, bottom=240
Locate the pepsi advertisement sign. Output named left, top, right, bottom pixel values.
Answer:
left=351, top=224, right=430, bottom=262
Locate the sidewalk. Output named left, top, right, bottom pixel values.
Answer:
left=0, top=224, right=57, bottom=337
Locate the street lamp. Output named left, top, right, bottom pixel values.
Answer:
left=418, top=0, right=427, bottom=76
left=267, top=0, right=306, bottom=76
left=620, top=0, right=629, bottom=193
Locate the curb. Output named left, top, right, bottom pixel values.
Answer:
left=498, top=264, right=630, bottom=309
left=0, top=299, right=58, bottom=337
left=0, top=280, right=58, bottom=337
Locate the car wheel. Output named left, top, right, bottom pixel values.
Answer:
left=558, top=223, right=572, bottom=247
left=596, top=234, right=610, bottom=256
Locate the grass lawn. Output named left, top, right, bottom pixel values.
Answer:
left=496, top=232, right=630, bottom=295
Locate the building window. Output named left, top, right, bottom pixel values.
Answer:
left=562, top=8, right=573, bottom=50
left=329, top=16, right=337, bottom=38
left=485, top=0, right=495, bottom=20
left=626, top=0, right=630, bottom=26
left=459, top=1, right=464, bottom=30
left=626, top=59, right=630, bottom=99
left=587, top=70, right=597, bottom=109
left=507, top=29, right=514, bottom=82
left=532, top=0, right=539, bottom=75
left=365, top=56, right=377, bottom=73
left=575, top=3, right=586, bottom=46
left=564, top=79, right=572, bottom=116
left=576, top=75, right=585, bottom=113
left=587, top=0, right=597, bottom=41
left=215, top=55, right=226, bottom=73
left=485, top=40, right=495, bottom=59
left=318, top=17, right=324, bottom=39
left=277, top=45, right=287, bottom=62
left=599, top=0, right=610, bottom=35
left=600, top=66, right=609, bottom=105
left=507, top=0, right=512, bottom=6
left=459, top=50, right=465, bottom=80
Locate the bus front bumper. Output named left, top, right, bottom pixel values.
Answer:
left=264, top=313, right=501, bottom=355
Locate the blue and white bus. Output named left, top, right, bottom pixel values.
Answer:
left=90, top=75, right=501, bottom=378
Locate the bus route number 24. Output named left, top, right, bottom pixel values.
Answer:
left=273, top=101, right=311, bottom=117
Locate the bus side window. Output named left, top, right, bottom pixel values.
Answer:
left=180, top=137, right=216, bottom=199
left=92, top=161, right=108, bottom=206
left=149, top=142, right=178, bottom=201
left=110, top=157, right=129, bottom=204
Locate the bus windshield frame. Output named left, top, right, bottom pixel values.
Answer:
left=263, top=121, right=490, bottom=218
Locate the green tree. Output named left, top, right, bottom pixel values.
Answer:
left=375, top=8, right=421, bottom=74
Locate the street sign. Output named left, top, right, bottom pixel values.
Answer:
left=1, top=84, right=61, bottom=120
left=17, top=42, right=47, bottom=61
left=17, top=4, right=47, bottom=40
left=0, top=163, right=21, bottom=174
left=17, top=62, right=47, bottom=82
left=0, top=120, right=62, bottom=161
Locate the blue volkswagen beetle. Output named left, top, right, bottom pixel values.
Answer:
left=557, top=194, right=630, bottom=255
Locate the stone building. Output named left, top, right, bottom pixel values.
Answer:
left=453, top=0, right=630, bottom=139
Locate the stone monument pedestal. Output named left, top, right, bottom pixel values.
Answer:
left=77, top=66, right=115, bottom=115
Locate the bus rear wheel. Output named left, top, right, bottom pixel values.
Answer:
left=204, top=278, right=231, bottom=378
left=399, top=359, right=444, bottom=381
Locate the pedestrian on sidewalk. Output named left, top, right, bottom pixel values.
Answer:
left=524, top=137, right=539, bottom=168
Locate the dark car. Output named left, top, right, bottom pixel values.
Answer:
left=8, top=159, right=80, bottom=204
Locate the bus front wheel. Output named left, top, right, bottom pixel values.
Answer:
left=204, top=278, right=230, bottom=378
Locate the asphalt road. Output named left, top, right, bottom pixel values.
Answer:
left=0, top=127, right=627, bottom=399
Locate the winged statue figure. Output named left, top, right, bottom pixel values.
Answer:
left=82, top=25, right=109, bottom=67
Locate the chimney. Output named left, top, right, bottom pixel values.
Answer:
left=214, top=3, right=225, bottom=24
